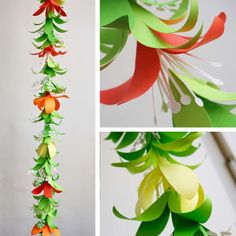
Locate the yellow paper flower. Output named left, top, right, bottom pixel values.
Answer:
left=36, top=142, right=57, bottom=158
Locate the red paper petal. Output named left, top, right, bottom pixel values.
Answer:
left=44, top=182, right=53, bottom=198
left=33, top=7, right=46, bottom=16
left=32, top=183, right=45, bottom=195
left=55, top=6, right=67, bottom=17
left=101, top=42, right=160, bottom=105
left=160, top=12, right=226, bottom=54
left=52, top=187, right=62, bottom=194
left=54, top=99, right=60, bottom=111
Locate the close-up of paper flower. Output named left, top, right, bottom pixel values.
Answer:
left=100, top=0, right=236, bottom=127
left=106, top=132, right=214, bottom=235
left=31, top=0, right=68, bottom=235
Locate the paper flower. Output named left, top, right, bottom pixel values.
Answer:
left=37, top=142, right=57, bottom=158
left=32, top=224, right=60, bottom=236
left=33, top=0, right=67, bottom=17
left=107, top=132, right=213, bottom=235
left=101, top=0, right=236, bottom=127
left=31, top=46, right=67, bottom=58
left=32, top=181, right=62, bottom=198
left=34, top=92, right=68, bottom=114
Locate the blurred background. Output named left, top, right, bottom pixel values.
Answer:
left=100, top=132, right=236, bottom=235
left=0, top=0, right=95, bottom=235
left=101, top=0, right=236, bottom=127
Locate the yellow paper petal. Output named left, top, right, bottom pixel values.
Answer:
left=135, top=168, right=161, bottom=216
left=168, top=185, right=205, bottom=213
left=160, top=160, right=199, bottom=199
left=180, top=192, right=199, bottom=213
left=48, top=142, right=57, bottom=158
left=37, top=143, right=48, bottom=158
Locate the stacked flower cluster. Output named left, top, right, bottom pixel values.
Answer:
left=107, top=132, right=212, bottom=235
left=101, top=0, right=236, bottom=127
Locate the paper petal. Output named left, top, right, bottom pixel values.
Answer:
left=160, top=161, right=199, bottom=199
left=101, top=42, right=160, bottom=105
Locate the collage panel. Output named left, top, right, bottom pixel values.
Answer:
left=100, top=0, right=236, bottom=127
left=0, top=0, right=95, bottom=235
left=100, top=132, right=236, bottom=235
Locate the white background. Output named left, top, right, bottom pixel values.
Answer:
left=0, top=0, right=95, bottom=235
left=101, top=133, right=236, bottom=236
left=101, top=0, right=236, bottom=127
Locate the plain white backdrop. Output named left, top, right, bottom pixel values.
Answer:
left=100, top=133, right=236, bottom=236
left=0, top=0, right=95, bottom=235
left=101, top=0, right=236, bottom=127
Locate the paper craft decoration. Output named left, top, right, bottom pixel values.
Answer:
left=100, top=0, right=236, bottom=127
left=107, top=132, right=214, bottom=235
left=31, top=0, right=68, bottom=235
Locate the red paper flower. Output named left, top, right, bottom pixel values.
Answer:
left=32, top=224, right=60, bottom=236
left=33, top=0, right=67, bottom=17
left=31, top=46, right=67, bottom=58
left=101, top=13, right=226, bottom=108
left=34, top=92, right=69, bottom=114
left=32, top=181, right=62, bottom=198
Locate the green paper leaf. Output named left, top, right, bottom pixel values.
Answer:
left=117, top=147, right=147, bottom=161
left=100, top=0, right=133, bottom=27
left=136, top=207, right=170, bottom=236
left=112, top=150, right=149, bottom=168
left=200, top=97, right=236, bottom=127
left=116, top=132, right=139, bottom=149
left=53, top=23, right=67, bottom=33
left=170, top=71, right=212, bottom=127
left=34, top=33, right=47, bottom=43
left=100, top=27, right=129, bottom=70
left=153, top=132, right=202, bottom=152
left=39, top=197, right=49, bottom=210
left=44, top=18, right=53, bottom=35
left=113, top=192, right=168, bottom=222
left=105, top=132, right=124, bottom=143
left=169, top=145, right=199, bottom=157
left=179, top=198, right=212, bottom=223
left=172, top=213, right=200, bottom=236
left=178, top=73, right=236, bottom=102
left=53, top=16, right=67, bottom=24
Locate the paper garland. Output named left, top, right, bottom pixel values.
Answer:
left=31, top=0, right=68, bottom=235
left=107, top=132, right=213, bottom=235
left=100, top=0, right=236, bottom=127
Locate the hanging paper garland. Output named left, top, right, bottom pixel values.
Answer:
left=31, top=0, right=68, bottom=235
left=106, top=132, right=214, bottom=235
left=100, top=0, right=236, bottom=127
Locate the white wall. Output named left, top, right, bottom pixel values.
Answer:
left=100, top=133, right=236, bottom=235
left=101, top=0, right=236, bottom=127
left=0, top=0, right=95, bottom=235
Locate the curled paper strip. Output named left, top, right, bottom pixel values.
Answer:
left=107, top=132, right=214, bottom=235
left=31, top=0, right=68, bottom=235
left=100, top=0, right=236, bottom=127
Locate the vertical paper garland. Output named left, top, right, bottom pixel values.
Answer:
left=107, top=132, right=214, bottom=235
left=31, top=1, right=68, bottom=235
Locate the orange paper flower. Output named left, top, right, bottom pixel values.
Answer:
left=34, top=92, right=68, bottom=114
left=32, top=224, right=60, bottom=236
